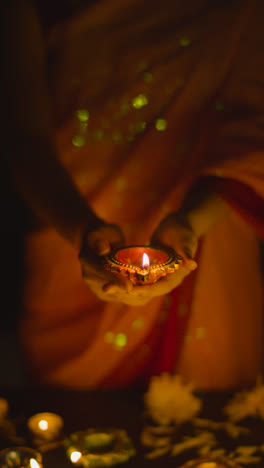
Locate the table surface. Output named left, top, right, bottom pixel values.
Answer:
left=0, top=387, right=263, bottom=468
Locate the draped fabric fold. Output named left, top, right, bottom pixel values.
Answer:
left=20, top=0, right=264, bottom=389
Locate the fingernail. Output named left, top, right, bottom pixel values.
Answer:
left=95, top=240, right=110, bottom=255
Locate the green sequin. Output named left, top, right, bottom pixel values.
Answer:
left=216, top=101, right=224, bottom=111
left=180, top=37, right=191, bottom=47
left=76, top=109, right=90, bottom=122
left=115, top=333, right=127, bottom=349
left=143, top=72, right=153, bottom=83
left=132, top=94, right=148, bottom=109
left=155, top=118, right=167, bottom=131
left=72, top=135, right=86, bottom=147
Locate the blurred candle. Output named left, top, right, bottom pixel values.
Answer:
left=70, top=451, right=82, bottom=464
left=0, top=447, right=42, bottom=468
left=30, top=459, right=40, bottom=468
left=27, top=412, right=63, bottom=441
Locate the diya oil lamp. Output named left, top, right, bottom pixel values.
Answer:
left=27, top=412, right=64, bottom=443
left=0, top=446, right=42, bottom=468
left=65, top=428, right=135, bottom=466
left=179, top=456, right=242, bottom=468
left=104, top=245, right=182, bottom=285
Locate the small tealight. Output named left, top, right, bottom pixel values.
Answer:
left=65, top=428, right=135, bottom=466
left=38, top=419, right=48, bottom=431
left=70, top=451, right=82, bottom=463
left=27, top=412, right=64, bottom=442
left=0, top=446, right=42, bottom=468
left=30, top=459, right=41, bottom=468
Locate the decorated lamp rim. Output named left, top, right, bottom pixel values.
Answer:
left=0, top=446, right=42, bottom=468
left=104, top=244, right=181, bottom=273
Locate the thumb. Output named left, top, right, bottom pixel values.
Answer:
left=93, top=238, right=111, bottom=256
left=179, top=246, right=198, bottom=271
left=86, top=224, right=124, bottom=256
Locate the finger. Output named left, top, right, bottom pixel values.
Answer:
left=178, top=250, right=198, bottom=271
left=103, top=274, right=134, bottom=294
left=94, top=238, right=111, bottom=256
left=103, top=283, right=119, bottom=294
left=80, top=255, right=113, bottom=284
left=88, top=280, right=151, bottom=305
left=103, top=278, right=133, bottom=294
left=131, top=275, right=172, bottom=298
left=131, top=268, right=189, bottom=298
left=81, top=252, right=133, bottom=292
left=152, top=238, right=197, bottom=271
left=168, top=234, right=197, bottom=270
left=86, top=225, right=125, bottom=256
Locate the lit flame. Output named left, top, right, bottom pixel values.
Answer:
left=70, top=451, right=82, bottom=463
left=142, top=252, right=150, bottom=269
left=38, top=419, right=48, bottom=431
left=30, top=459, right=40, bottom=468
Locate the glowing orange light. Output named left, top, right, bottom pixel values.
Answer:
left=30, top=459, right=40, bottom=468
left=38, top=420, right=48, bottom=431
left=142, top=253, right=150, bottom=269
left=70, top=451, right=82, bottom=463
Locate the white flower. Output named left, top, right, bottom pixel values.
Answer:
left=224, top=377, right=264, bottom=422
left=144, top=373, right=202, bottom=425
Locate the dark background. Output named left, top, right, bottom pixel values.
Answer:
left=0, top=158, right=29, bottom=386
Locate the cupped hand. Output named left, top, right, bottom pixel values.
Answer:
left=79, top=222, right=151, bottom=305
left=130, top=212, right=198, bottom=300
left=151, top=212, right=198, bottom=269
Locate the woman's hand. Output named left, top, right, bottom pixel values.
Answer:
left=79, top=222, right=130, bottom=293
left=129, top=213, right=198, bottom=301
left=79, top=222, right=152, bottom=305
left=151, top=213, right=198, bottom=269
left=79, top=213, right=198, bottom=305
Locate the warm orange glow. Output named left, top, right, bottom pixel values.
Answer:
left=142, top=253, right=150, bottom=268
left=30, top=459, right=40, bottom=468
left=196, top=463, right=217, bottom=468
left=38, top=419, right=48, bottom=431
left=70, top=451, right=82, bottom=463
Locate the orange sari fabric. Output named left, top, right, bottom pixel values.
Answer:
left=20, top=0, right=264, bottom=389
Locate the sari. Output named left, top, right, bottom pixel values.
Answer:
left=20, top=0, right=264, bottom=389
